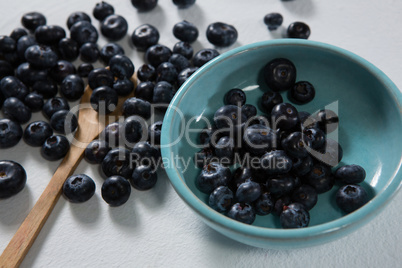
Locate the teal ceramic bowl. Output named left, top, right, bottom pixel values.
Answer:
left=161, top=39, right=402, bottom=248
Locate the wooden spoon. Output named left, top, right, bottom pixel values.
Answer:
left=0, top=74, right=136, bottom=267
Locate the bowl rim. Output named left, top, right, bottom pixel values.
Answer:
left=161, top=39, right=402, bottom=240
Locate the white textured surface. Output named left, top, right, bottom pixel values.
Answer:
left=1, top=0, right=402, bottom=267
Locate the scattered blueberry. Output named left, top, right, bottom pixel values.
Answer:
left=23, top=121, right=52, bottom=147
left=101, top=147, right=133, bottom=178
left=99, top=43, right=124, bottom=64
left=173, top=20, right=198, bottom=43
left=101, top=175, right=131, bottom=206
left=109, top=54, right=134, bottom=79
left=304, top=163, right=334, bottom=194
left=281, top=131, right=311, bottom=158
left=88, top=68, right=114, bottom=89
left=123, top=97, right=151, bottom=119
left=168, top=53, right=191, bottom=72
left=24, top=92, right=44, bottom=112
left=58, top=38, right=79, bottom=61
left=209, top=186, right=233, bottom=212
left=100, top=122, right=123, bottom=147
left=152, top=81, right=174, bottom=108
left=290, top=81, right=315, bottom=104
left=280, top=203, right=310, bottom=228
left=16, top=35, right=37, bottom=60
left=315, top=109, right=339, bottom=134
left=271, top=103, right=299, bottom=130
left=264, top=58, right=297, bottom=92
left=241, top=104, right=257, bottom=119
left=196, top=162, right=231, bottom=194
left=93, top=1, right=115, bottom=21
left=135, top=81, right=154, bottom=102
left=0, top=76, right=29, bottom=101
left=214, top=104, right=247, bottom=130
left=131, top=24, right=160, bottom=51
left=21, top=12, right=46, bottom=32
left=173, top=41, right=193, bottom=59
left=0, top=119, right=22, bottom=148
left=215, top=136, right=235, bottom=163
left=50, top=110, right=78, bottom=134
left=137, top=64, right=156, bottom=82
left=156, top=62, right=178, bottom=84
left=113, top=77, right=134, bottom=96
left=79, top=42, right=99, bottom=63
left=0, top=61, right=14, bottom=80
left=0, top=36, right=16, bottom=53
left=172, top=0, right=196, bottom=8
left=192, top=48, right=219, bottom=67
left=0, top=160, right=27, bottom=199
left=264, top=13, right=283, bottom=30
left=260, top=150, right=293, bottom=175
left=42, top=97, right=70, bottom=119
left=33, top=77, right=58, bottom=99
left=16, top=62, right=48, bottom=87
left=10, top=27, right=28, bottom=41
left=101, top=14, right=128, bottom=41
left=60, top=74, right=85, bottom=101
left=236, top=180, right=261, bottom=203
left=334, top=165, right=366, bottom=184
left=41, top=135, right=70, bottom=161
left=34, top=25, right=66, bottom=46
left=177, top=67, right=198, bottom=87
left=266, top=174, right=295, bottom=195
left=3, top=97, right=31, bottom=124
left=227, top=203, right=255, bottom=224
left=291, top=184, right=318, bottom=210
left=49, top=60, right=76, bottom=84
left=84, top=139, right=111, bottom=164
left=145, top=44, right=172, bottom=67
left=291, top=155, right=313, bottom=176
left=123, top=115, right=145, bottom=145
left=77, top=63, right=94, bottom=78
left=131, top=0, right=158, bottom=12
left=131, top=141, right=160, bottom=168
left=66, top=11, right=92, bottom=29
left=90, top=86, right=118, bottom=114
left=336, top=184, right=368, bottom=213
left=70, top=21, right=99, bottom=45
left=130, top=165, right=158, bottom=190
left=63, top=174, right=96, bottom=203
left=261, top=91, right=283, bottom=113
left=224, top=88, right=246, bottom=106
left=287, top=22, right=311, bottom=39
left=242, top=124, right=276, bottom=156
left=206, top=22, right=238, bottom=47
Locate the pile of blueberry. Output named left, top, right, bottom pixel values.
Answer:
left=195, top=58, right=368, bottom=228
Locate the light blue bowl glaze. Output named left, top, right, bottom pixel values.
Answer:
left=161, top=39, right=402, bottom=248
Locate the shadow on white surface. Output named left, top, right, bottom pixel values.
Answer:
left=0, top=186, right=32, bottom=226
left=176, top=4, right=206, bottom=24
left=281, top=0, right=316, bottom=17
left=68, top=194, right=101, bottom=224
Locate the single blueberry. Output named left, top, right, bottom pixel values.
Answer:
left=156, top=62, right=178, bottom=84
left=264, top=13, right=283, bottom=30
left=84, top=139, right=111, bottom=164
left=281, top=131, right=311, bottom=158
left=336, top=184, right=368, bottom=213
left=290, top=81, right=315, bottom=104
left=79, top=42, right=99, bottom=63
left=230, top=167, right=252, bottom=191
left=0, top=119, right=22, bottom=148
left=24, top=92, right=44, bottom=112
left=32, top=79, right=58, bottom=99
left=109, top=54, right=134, bottom=79
left=70, top=21, right=99, bottom=45
left=34, top=25, right=66, bottom=46
left=196, top=162, right=231, bottom=194
left=131, top=141, right=160, bottom=168
left=3, top=97, right=31, bottom=124
left=42, top=97, right=70, bottom=119
left=209, top=186, right=233, bottom=213
left=113, top=77, right=134, bottom=96
left=0, top=36, right=16, bottom=53
left=334, top=165, right=366, bottom=184
left=173, top=20, right=199, bottom=43
left=266, top=173, right=295, bottom=195
left=236, top=180, right=261, bottom=203
left=23, top=120, right=53, bottom=147
left=0, top=160, right=27, bottom=199
left=224, top=88, right=246, bottom=106
left=168, top=53, right=191, bottom=72
left=131, top=24, right=160, bottom=51
left=291, top=155, right=313, bottom=177
left=173, top=41, right=193, bottom=59
left=58, top=38, right=79, bottom=61
left=101, top=14, right=128, bottom=41
left=172, top=0, right=196, bottom=8
left=16, top=62, right=48, bottom=86
left=90, top=86, right=118, bottom=114
left=50, top=110, right=78, bottom=134
left=287, top=22, right=311, bottom=39
left=99, top=122, right=123, bottom=147
left=215, top=136, right=235, bottom=163
left=227, top=203, right=255, bottom=225
left=123, top=97, right=151, bottom=119
left=291, top=184, right=318, bottom=211
left=99, top=43, right=124, bottom=64
left=145, top=44, right=172, bottom=67
left=67, top=12, right=92, bottom=29
left=280, top=203, right=310, bottom=228
left=21, top=12, right=46, bottom=32
left=271, top=103, right=299, bottom=130
left=177, top=67, right=198, bottom=87
left=10, top=28, right=28, bottom=41
left=0, top=76, right=29, bottom=101
left=242, top=124, right=276, bottom=156
left=63, top=174, right=96, bottom=203
left=303, top=163, right=334, bottom=194
left=123, top=115, right=145, bottom=145
left=260, top=150, right=293, bottom=175
left=264, top=58, right=297, bottom=92
left=101, top=147, right=133, bottom=179
left=49, top=60, right=76, bottom=84
left=16, top=35, right=37, bottom=60
left=261, top=91, right=283, bottom=113
left=88, top=68, right=114, bottom=89
left=135, top=81, right=154, bottom=102
left=302, top=127, right=325, bottom=150
left=214, top=104, right=247, bottom=129
left=152, top=81, right=174, bottom=108
left=101, top=175, right=131, bottom=206
left=41, top=135, right=70, bottom=161
left=241, top=104, right=257, bottom=119
left=77, top=63, right=94, bottom=78
left=192, top=48, right=219, bottom=67
left=60, top=74, right=85, bottom=101
left=131, top=0, right=158, bottom=12
left=93, top=1, right=115, bottom=21
left=130, top=165, right=158, bottom=190
left=253, top=192, right=274, bottom=216
left=137, top=64, right=156, bottom=82
left=206, top=22, right=238, bottom=47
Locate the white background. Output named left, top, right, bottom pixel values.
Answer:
left=1, top=0, right=401, bottom=267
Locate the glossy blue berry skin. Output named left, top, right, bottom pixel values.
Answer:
left=291, top=155, right=313, bottom=176
left=131, top=0, right=158, bottom=11
left=209, top=186, right=233, bottom=213
left=10, top=28, right=28, bottom=41
left=50, top=110, right=78, bottom=134
left=264, top=13, right=283, bottom=30
left=70, top=21, right=99, bottom=46
left=336, top=184, right=368, bottom=213
left=334, top=165, right=366, bottom=184
left=101, top=148, right=133, bottom=179
left=101, top=175, right=131, bottom=207
left=281, top=131, right=311, bottom=158
left=21, top=12, right=46, bottom=32
left=135, top=81, right=154, bottom=102
left=291, top=184, right=318, bottom=211
left=99, top=43, right=124, bottom=64
left=261, top=91, right=283, bottom=113
left=291, top=81, right=315, bottom=104
left=241, top=104, right=257, bottom=119
left=253, top=192, right=274, bottom=216
left=23, top=120, right=53, bottom=147
left=67, top=11, right=92, bottom=29
left=131, top=141, right=160, bottom=168
left=49, top=60, right=76, bottom=84
left=137, top=64, right=156, bottom=82
left=264, top=58, right=297, bottom=92
left=215, top=136, right=235, bottom=163
left=267, top=174, right=296, bottom=195
left=100, top=122, right=123, bottom=147
left=0, top=36, right=16, bottom=53
left=84, top=139, right=111, bottom=164
left=148, top=121, right=162, bottom=146
left=77, top=63, right=94, bottom=78
left=101, top=14, right=128, bottom=41
left=192, top=48, right=219, bottom=67
left=173, top=20, right=198, bottom=43
left=0, top=61, right=14, bottom=80
left=123, top=115, right=144, bottom=144
left=230, top=167, right=252, bottom=191
left=224, top=88, right=246, bottom=106
left=130, top=165, right=158, bottom=190
left=16, top=36, right=37, bottom=60
left=34, top=25, right=66, bottom=46
left=93, top=1, right=115, bottom=21
left=16, top=62, right=48, bottom=87
left=60, top=74, right=85, bottom=101
left=0, top=119, right=22, bottom=148
left=88, top=68, right=114, bottom=89
left=63, top=174, right=96, bottom=203
left=145, top=44, right=172, bottom=67
left=168, top=54, right=191, bottom=72
left=272, top=103, right=299, bottom=130
left=227, top=203, right=255, bottom=225
left=152, top=81, right=174, bottom=108
left=214, top=104, right=247, bottom=129
left=206, top=22, right=238, bottom=47
left=131, top=24, right=160, bottom=51
left=0, top=76, right=29, bottom=101
left=280, top=203, right=310, bottom=228
left=260, top=150, right=293, bottom=175
left=173, top=0, right=196, bottom=8
left=3, top=97, right=31, bottom=124
left=243, top=124, right=276, bottom=156
left=273, top=195, right=292, bottom=216
left=287, top=22, right=311, bottom=39
left=109, top=54, right=134, bottom=79
left=0, top=160, right=27, bottom=199
left=2, top=51, right=21, bottom=68
left=58, top=38, right=79, bottom=61
left=236, top=180, right=261, bottom=203
left=302, top=127, right=325, bottom=150
left=113, top=77, right=134, bottom=96
left=303, top=163, right=334, bottom=194
left=177, top=67, right=198, bottom=87
left=41, top=135, right=70, bottom=161
left=43, top=97, right=70, bottom=119
left=79, top=43, right=99, bottom=63
left=196, top=162, right=231, bottom=194
left=90, top=86, right=118, bottom=114
left=123, top=97, right=151, bottom=119
left=156, top=62, right=178, bottom=84
left=173, top=41, right=193, bottom=59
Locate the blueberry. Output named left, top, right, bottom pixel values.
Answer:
left=0, top=119, right=22, bottom=148
left=314, top=138, right=343, bottom=167
left=194, top=147, right=215, bottom=168
left=135, top=81, right=154, bottom=102
left=243, top=124, right=276, bottom=156
left=224, top=88, right=246, bottom=106
left=60, top=74, right=85, bottom=101
left=99, top=43, right=125, bottom=64
left=23, top=76, right=55, bottom=99
left=102, top=148, right=133, bottom=178
left=0, top=160, right=27, bottom=199
left=168, top=54, right=191, bottom=72
left=131, top=141, right=160, bottom=168
left=109, top=54, right=134, bottom=79
left=173, top=41, right=193, bottom=59
left=264, top=58, right=297, bottom=92
left=198, top=127, right=215, bottom=147
left=130, top=165, right=158, bottom=190
left=261, top=91, right=283, bottom=113
left=3, top=97, right=31, bottom=124
left=236, top=180, right=261, bottom=203
left=214, top=104, right=247, bottom=129
left=230, top=167, right=252, bottom=191
left=41, top=135, right=70, bottom=161
left=10, top=28, right=28, bottom=41
left=16, top=62, right=48, bottom=87
left=113, top=77, right=134, bottom=96
left=209, top=186, right=233, bottom=212
left=131, top=24, right=160, bottom=51
left=123, top=115, right=145, bottom=144
left=23, top=121, right=52, bottom=147
left=215, top=136, right=235, bottom=163
left=84, top=139, right=111, bottom=164
left=196, top=162, right=231, bottom=194
left=315, top=109, right=339, bottom=134
left=192, top=48, right=219, bottom=67
left=101, top=14, right=128, bottom=41
left=336, top=184, right=368, bottom=213
left=0, top=61, right=14, bottom=80
left=21, top=12, right=46, bottom=32
left=66, top=12, right=91, bottom=29
left=273, top=195, right=291, bottom=215
left=63, top=174, right=96, bottom=203
left=287, top=22, right=311, bottom=39
left=77, top=63, right=94, bottom=78
left=266, top=174, right=295, bottom=195
left=227, top=203, right=255, bottom=224
left=93, top=1, right=115, bottom=21
left=0, top=36, right=16, bottom=53
left=24, top=92, right=44, bottom=112
left=302, top=127, right=325, bottom=150
left=156, top=62, right=178, bottom=84
left=291, top=184, right=318, bottom=211
left=298, top=111, right=315, bottom=129
left=334, top=165, right=366, bottom=184
left=177, top=67, right=198, bottom=87
left=130, top=0, right=158, bottom=11
left=58, top=38, right=79, bottom=61
left=0, top=76, right=29, bottom=100
left=291, top=155, right=313, bottom=176
left=280, top=203, right=310, bottom=228
left=172, top=0, right=196, bottom=8
left=16, top=35, right=37, bottom=60
left=241, top=104, right=257, bottom=119
left=137, top=64, right=156, bottom=82
left=263, top=13, right=283, bottom=30
left=101, top=175, right=131, bottom=206
left=148, top=121, right=162, bottom=146
left=173, top=20, right=198, bottom=43
left=123, top=97, right=151, bottom=119
left=281, top=131, right=311, bottom=158
left=2, top=51, right=21, bottom=68
left=35, top=25, right=66, bottom=46
left=253, top=192, right=274, bottom=215
left=49, top=60, right=76, bottom=84
left=260, top=150, right=293, bottom=175
left=90, top=86, right=118, bottom=114
left=303, top=163, right=334, bottom=194
left=290, top=81, right=315, bottom=104
left=145, top=44, right=172, bottom=67
left=271, top=103, right=299, bottom=130
left=88, top=68, right=114, bottom=89
left=152, top=81, right=174, bottom=108
left=42, top=97, right=70, bottom=119
left=50, top=110, right=78, bottom=134
left=79, top=42, right=99, bottom=63
left=100, top=122, right=123, bottom=147
left=70, top=21, right=99, bottom=45
left=206, top=22, right=238, bottom=47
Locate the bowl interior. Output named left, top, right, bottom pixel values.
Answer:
left=163, top=40, right=402, bottom=229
